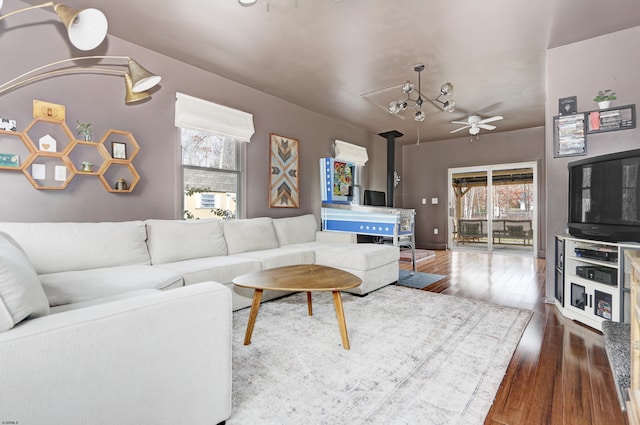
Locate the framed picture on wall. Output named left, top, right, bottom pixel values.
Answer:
left=269, top=133, right=299, bottom=208
left=111, top=142, right=127, bottom=159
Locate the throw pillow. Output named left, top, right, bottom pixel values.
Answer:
left=0, top=231, right=50, bottom=332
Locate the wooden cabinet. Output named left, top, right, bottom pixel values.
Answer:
left=0, top=117, right=139, bottom=192
left=628, top=253, right=640, bottom=423
left=555, top=235, right=638, bottom=331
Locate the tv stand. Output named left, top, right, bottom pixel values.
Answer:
left=554, top=235, right=639, bottom=332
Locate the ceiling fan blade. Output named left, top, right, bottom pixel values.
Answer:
left=478, top=124, right=497, bottom=130
left=450, top=120, right=471, bottom=125
left=450, top=126, right=470, bottom=133
left=478, top=115, right=503, bottom=124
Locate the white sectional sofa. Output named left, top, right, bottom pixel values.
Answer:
left=0, top=213, right=399, bottom=311
left=0, top=213, right=398, bottom=424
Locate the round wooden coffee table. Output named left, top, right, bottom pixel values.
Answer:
left=233, top=264, right=362, bottom=350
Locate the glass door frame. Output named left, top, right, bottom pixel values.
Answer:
left=448, top=161, right=538, bottom=254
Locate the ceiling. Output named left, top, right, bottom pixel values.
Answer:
left=21, top=0, right=640, bottom=144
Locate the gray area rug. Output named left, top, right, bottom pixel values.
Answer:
left=397, top=270, right=446, bottom=289
left=229, top=285, right=532, bottom=424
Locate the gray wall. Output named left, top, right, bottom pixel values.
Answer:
left=0, top=1, right=377, bottom=223
left=545, top=26, right=640, bottom=301
left=397, top=127, right=545, bottom=251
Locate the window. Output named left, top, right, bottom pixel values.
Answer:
left=181, top=128, right=240, bottom=220
left=175, top=92, right=254, bottom=221
left=195, top=193, right=216, bottom=209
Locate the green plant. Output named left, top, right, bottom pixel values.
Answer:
left=593, top=89, right=617, bottom=102
left=76, top=121, right=93, bottom=140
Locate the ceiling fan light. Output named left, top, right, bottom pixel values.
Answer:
left=238, top=0, right=258, bottom=6
left=415, top=110, right=425, bottom=122
left=469, top=126, right=480, bottom=135
left=402, top=81, right=414, bottom=94
left=440, top=82, right=453, bottom=95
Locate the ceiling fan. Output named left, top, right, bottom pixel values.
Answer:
left=450, top=115, right=503, bottom=135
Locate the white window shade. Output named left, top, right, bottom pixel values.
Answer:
left=334, top=140, right=368, bottom=166
left=175, top=92, right=255, bottom=142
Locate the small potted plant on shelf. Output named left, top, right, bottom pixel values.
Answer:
left=593, top=89, right=617, bottom=110
left=80, top=161, right=93, bottom=172
left=76, top=121, right=93, bottom=141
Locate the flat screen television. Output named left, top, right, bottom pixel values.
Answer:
left=568, top=148, right=640, bottom=242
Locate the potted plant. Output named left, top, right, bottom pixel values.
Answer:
left=76, top=121, right=93, bottom=141
left=80, top=161, right=93, bottom=172
left=593, top=89, right=616, bottom=109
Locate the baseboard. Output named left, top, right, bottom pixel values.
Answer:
left=416, top=241, right=448, bottom=250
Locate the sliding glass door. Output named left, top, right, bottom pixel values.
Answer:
left=448, top=162, right=537, bottom=254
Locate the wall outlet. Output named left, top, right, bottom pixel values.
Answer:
left=434, top=228, right=439, bottom=235
left=421, top=198, right=427, bottom=205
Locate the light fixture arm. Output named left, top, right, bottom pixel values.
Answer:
left=415, top=64, right=424, bottom=107
left=0, top=67, right=151, bottom=104
left=0, top=55, right=161, bottom=95
left=0, top=55, right=126, bottom=92
left=0, top=2, right=52, bottom=20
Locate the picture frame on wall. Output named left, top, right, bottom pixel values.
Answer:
left=111, top=142, right=127, bottom=159
left=558, top=96, right=577, bottom=115
left=269, top=133, right=299, bottom=208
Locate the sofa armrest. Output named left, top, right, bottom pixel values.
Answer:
left=0, top=282, right=232, bottom=425
left=315, top=230, right=357, bottom=244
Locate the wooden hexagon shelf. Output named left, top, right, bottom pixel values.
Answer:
left=0, top=116, right=140, bottom=192
left=99, top=129, right=140, bottom=161
left=23, top=118, right=75, bottom=155
left=0, top=129, right=35, bottom=171
left=98, top=161, right=140, bottom=193
left=22, top=152, right=75, bottom=190
left=67, top=140, right=110, bottom=176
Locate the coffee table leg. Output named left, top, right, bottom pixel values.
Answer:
left=244, top=289, right=264, bottom=345
left=332, top=291, right=350, bottom=350
left=307, top=291, right=313, bottom=316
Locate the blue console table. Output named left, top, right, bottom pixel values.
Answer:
left=321, top=203, right=416, bottom=272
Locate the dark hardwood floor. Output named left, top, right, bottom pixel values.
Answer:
left=399, top=250, right=628, bottom=425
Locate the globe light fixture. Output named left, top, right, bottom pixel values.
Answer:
left=388, top=64, right=455, bottom=121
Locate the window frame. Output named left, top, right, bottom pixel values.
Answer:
left=179, top=129, right=245, bottom=220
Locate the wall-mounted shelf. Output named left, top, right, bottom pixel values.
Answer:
left=0, top=117, right=140, bottom=192
left=553, top=113, right=586, bottom=158
left=0, top=129, right=35, bottom=171
left=586, top=104, right=636, bottom=134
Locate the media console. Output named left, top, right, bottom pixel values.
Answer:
left=555, top=235, right=640, bottom=332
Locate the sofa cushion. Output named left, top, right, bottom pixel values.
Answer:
left=146, top=219, right=227, bottom=264
left=222, top=217, right=279, bottom=254
left=273, top=214, right=318, bottom=246
left=313, top=243, right=399, bottom=271
left=50, top=289, right=160, bottom=314
left=0, top=221, right=151, bottom=274
left=38, top=265, right=184, bottom=307
left=0, top=232, right=50, bottom=331
left=153, top=256, right=262, bottom=285
left=232, top=246, right=315, bottom=270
